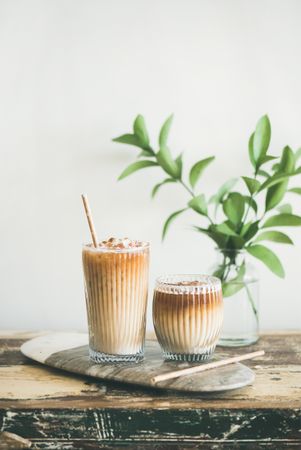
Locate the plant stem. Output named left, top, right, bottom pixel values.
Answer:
left=240, top=171, right=258, bottom=228
left=244, top=282, right=259, bottom=326
left=179, top=180, right=194, bottom=196
left=221, top=255, right=227, bottom=281
left=242, top=200, right=252, bottom=227
left=223, top=263, right=232, bottom=282
left=179, top=179, right=214, bottom=224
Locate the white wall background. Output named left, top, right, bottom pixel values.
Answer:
left=1, top=0, right=301, bottom=332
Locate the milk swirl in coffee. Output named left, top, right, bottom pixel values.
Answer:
left=153, top=275, right=223, bottom=361
left=82, top=237, right=149, bottom=363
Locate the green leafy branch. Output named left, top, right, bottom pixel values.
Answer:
left=114, top=114, right=216, bottom=236
left=113, top=114, right=301, bottom=299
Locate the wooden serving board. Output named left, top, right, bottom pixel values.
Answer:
left=21, top=333, right=254, bottom=393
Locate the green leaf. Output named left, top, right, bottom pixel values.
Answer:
left=247, top=244, right=285, bottom=278
left=188, top=194, right=207, bottom=216
left=258, top=169, right=270, bottom=178
left=264, top=147, right=295, bottom=213
left=223, top=281, right=245, bottom=297
left=262, top=213, right=301, bottom=228
left=113, top=133, right=141, bottom=147
left=260, top=155, right=278, bottom=164
left=259, top=173, right=289, bottom=191
left=265, top=148, right=294, bottom=211
left=228, top=235, right=246, bottom=249
left=215, top=222, right=238, bottom=237
left=295, top=147, right=301, bottom=162
left=242, top=177, right=261, bottom=195
left=258, top=168, right=301, bottom=192
left=241, top=221, right=259, bottom=241
left=254, top=231, right=293, bottom=245
left=118, top=160, right=158, bottom=180
left=156, top=146, right=180, bottom=178
left=288, top=187, right=301, bottom=195
left=280, top=146, right=295, bottom=172
left=189, top=156, right=215, bottom=189
left=162, top=208, right=187, bottom=240
left=277, top=203, right=292, bottom=214
left=214, top=225, right=246, bottom=249
left=222, top=262, right=246, bottom=297
left=253, top=115, right=271, bottom=163
left=175, top=153, right=183, bottom=179
left=193, top=225, right=229, bottom=249
left=159, top=114, right=173, bottom=148
left=213, top=266, right=227, bottom=280
left=248, top=133, right=256, bottom=169
left=240, top=221, right=252, bottom=236
left=151, top=178, right=176, bottom=198
left=210, top=178, right=238, bottom=204
left=223, top=192, right=245, bottom=227
left=138, top=149, right=154, bottom=158
left=211, top=225, right=236, bottom=248
left=133, top=115, right=150, bottom=148
left=237, top=262, right=247, bottom=278
left=244, top=196, right=258, bottom=214
left=157, top=115, right=180, bottom=177
left=265, top=180, right=288, bottom=211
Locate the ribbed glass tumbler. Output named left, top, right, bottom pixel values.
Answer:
left=82, top=243, right=149, bottom=363
left=153, top=274, right=223, bottom=362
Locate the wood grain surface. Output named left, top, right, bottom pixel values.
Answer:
left=20, top=333, right=255, bottom=393
left=0, top=332, right=300, bottom=449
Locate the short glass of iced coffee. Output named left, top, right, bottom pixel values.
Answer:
left=82, top=237, right=149, bottom=363
left=153, top=274, right=223, bottom=362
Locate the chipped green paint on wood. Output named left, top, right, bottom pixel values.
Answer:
left=1, top=408, right=301, bottom=445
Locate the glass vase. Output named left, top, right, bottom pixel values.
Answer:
left=210, top=249, right=259, bottom=346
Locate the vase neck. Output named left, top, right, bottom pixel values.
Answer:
left=215, top=249, right=246, bottom=266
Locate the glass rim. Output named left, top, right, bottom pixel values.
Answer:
left=82, top=241, right=150, bottom=253
left=155, top=274, right=221, bottom=292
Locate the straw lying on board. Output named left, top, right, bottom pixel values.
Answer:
left=151, top=350, right=265, bottom=384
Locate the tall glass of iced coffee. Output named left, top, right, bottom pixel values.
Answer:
left=82, top=238, right=149, bottom=363
left=153, top=274, right=223, bottom=362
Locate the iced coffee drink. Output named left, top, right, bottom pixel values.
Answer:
left=153, top=275, right=223, bottom=361
left=82, top=238, right=149, bottom=363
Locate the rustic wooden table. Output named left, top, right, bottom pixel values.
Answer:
left=0, top=332, right=300, bottom=449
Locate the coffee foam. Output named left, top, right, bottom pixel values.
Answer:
left=86, top=237, right=148, bottom=250
left=165, top=280, right=208, bottom=286
left=155, top=275, right=221, bottom=294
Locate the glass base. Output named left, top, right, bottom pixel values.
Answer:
left=89, top=347, right=144, bottom=363
left=218, top=335, right=259, bottom=347
left=163, top=347, right=215, bottom=362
